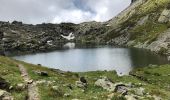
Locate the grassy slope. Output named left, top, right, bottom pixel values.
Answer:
left=0, top=56, right=27, bottom=100
left=1, top=56, right=170, bottom=99
left=127, top=0, right=170, bottom=44
left=102, top=0, right=170, bottom=47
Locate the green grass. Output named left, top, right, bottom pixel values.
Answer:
left=1, top=56, right=170, bottom=99
left=130, top=21, right=168, bottom=44
left=130, top=64, right=170, bottom=99
left=0, top=56, right=27, bottom=100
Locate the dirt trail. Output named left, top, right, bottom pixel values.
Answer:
left=18, top=64, right=40, bottom=100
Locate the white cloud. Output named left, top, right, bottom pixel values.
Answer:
left=0, top=0, right=131, bottom=24
left=51, top=9, right=93, bottom=23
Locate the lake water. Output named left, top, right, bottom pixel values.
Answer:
left=13, top=44, right=169, bottom=75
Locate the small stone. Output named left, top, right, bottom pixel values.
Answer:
left=52, top=86, right=59, bottom=91
left=125, top=95, right=137, bottom=100
left=9, top=86, right=13, bottom=90
left=34, top=71, right=48, bottom=76
left=75, top=81, right=87, bottom=88
left=64, top=93, right=70, bottom=97
left=16, top=83, right=25, bottom=90
left=36, top=80, right=47, bottom=84
left=135, top=87, right=145, bottom=96
left=153, top=95, right=162, bottom=100
left=27, top=80, right=33, bottom=84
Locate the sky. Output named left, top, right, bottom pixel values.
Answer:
left=0, top=0, right=131, bottom=24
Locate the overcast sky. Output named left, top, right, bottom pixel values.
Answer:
left=0, top=0, right=131, bottom=24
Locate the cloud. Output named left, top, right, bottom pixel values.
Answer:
left=0, top=0, right=131, bottom=24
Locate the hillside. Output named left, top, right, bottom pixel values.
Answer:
left=102, top=0, right=170, bottom=56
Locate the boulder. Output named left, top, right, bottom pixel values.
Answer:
left=153, top=95, right=162, bottom=100
left=125, top=95, right=137, bottom=100
left=158, top=9, right=170, bottom=23
left=75, top=81, right=87, bottom=89
left=135, top=87, right=145, bottom=96
left=52, top=86, right=59, bottom=91
left=34, top=71, right=48, bottom=76
left=0, top=89, right=13, bottom=100
left=136, top=15, right=149, bottom=26
left=94, top=77, right=115, bottom=92
left=63, top=93, right=70, bottom=97
left=36, top=80, right=54, bottom=86
left=16, top=83, right=26, bottom=90
left=114, top=83, right=128, bottom=95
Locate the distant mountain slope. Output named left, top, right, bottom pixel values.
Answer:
left=0, top=0, right=170, bottom=57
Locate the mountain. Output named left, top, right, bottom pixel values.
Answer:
left=1, top=0, right=170, bottom=100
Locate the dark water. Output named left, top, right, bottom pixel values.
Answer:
left=13, top=44, right=169, bottom=75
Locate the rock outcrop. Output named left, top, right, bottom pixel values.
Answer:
left=158, top=9, right=170, bottom=23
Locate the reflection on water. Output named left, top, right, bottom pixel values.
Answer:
left=13, top=46, right=169, bottom=75
left=63, top=42, right=75, bottom=49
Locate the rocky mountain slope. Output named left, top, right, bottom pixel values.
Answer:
left=1, top=0, right=170, bottom=57
left=102, top=0, right=170, bottom=56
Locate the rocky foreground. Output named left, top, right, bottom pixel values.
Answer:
left=0, top=56, right=170, bottom=100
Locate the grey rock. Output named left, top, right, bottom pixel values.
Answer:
left=125, top=95, right=137, bottom=100
left=75, top=81, right=87, bottom=88
left=94, top=77, right=115, bottom=92
left=16, top=83, right=26, bottom=90
left=153, top=95, right=162, bottom=100
left=135, top=87, right=145, bottom=96
left=0, top=89, right=13, bottom=100
left=52, top=86, right=59, bottom=91
left=146, top=28, right=170, bottom=54
left=136, top=15, right=149, bottom=26
left=34, top=71, right=48, bottom=76
left=158, top=9, right=170, bottom=23
left=64, top=93, right=70, bottom=97
left=114, top=83, right=128, bottom=95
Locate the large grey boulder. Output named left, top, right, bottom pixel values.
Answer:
left=158, top=9, right=170, bottom=23
left=95, top=77, right=115, bottom=92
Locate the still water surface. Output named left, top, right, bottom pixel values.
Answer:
left=13, top=45, right=169, bottom=75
